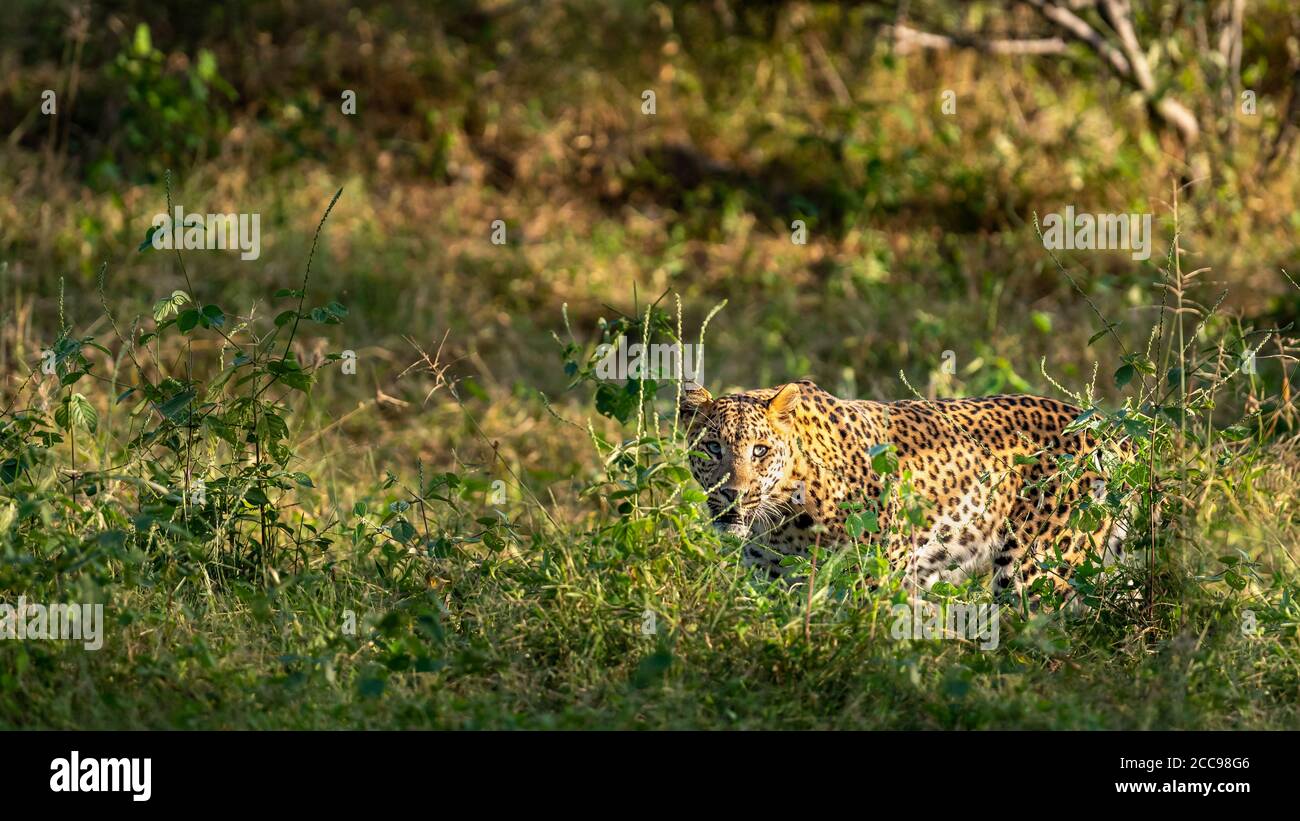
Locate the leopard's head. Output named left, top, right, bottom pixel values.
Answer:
left=678, top=382, right=803, bottom=538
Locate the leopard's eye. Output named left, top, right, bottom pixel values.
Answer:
left=703, top=441, right=723, bottom=458
left=752, top=445, right=769, bottom=458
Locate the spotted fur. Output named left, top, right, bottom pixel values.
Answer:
left=679, top=380, right=1130, bottom=601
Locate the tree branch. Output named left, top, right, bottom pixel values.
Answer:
left=1024, top=0, right=1200, bottom=147
left=885, top=23, right=1067, bottom=56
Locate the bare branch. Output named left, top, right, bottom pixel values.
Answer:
left=885, top=23, right=1067, bottom=56
left=886, top=0, right=1201, bottom=147
left=1022, top=0, right=1132, bottom=75
left=1098, top=0, right=1156, bottom=91
left=1023, top=0, right=1200, bottom=146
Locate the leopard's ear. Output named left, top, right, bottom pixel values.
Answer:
left=767, top=382, right=801, bottom=430
left=678, top=382, right=714, bottom=425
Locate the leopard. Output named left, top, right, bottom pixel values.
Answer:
left=678, top=379, right=1133, bottom=603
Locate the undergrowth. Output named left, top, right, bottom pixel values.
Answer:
left=0, top=182, right=1297, bottom=730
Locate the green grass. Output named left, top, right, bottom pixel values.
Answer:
left=2, top=235, right=1298, bottom=730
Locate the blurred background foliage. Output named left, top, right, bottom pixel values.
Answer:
left=1, top=0, right=1297, bottom=411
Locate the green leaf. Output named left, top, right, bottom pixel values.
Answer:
left=133, top=23, right=152, bottom=56
left=390, top=519, right=416, bottom=544
left=868, top=443, right=898, bottom=475
left=1087, top=323, right=1119, bottom=346
left=156, top=389, right=196, bottom=420
left=268, top=359, right=313, bottom=392
left=177, top=308, right=200, bottom=333
left=309, top=305, right=343, bottom=325
left=55, top=393, right=97, bottom=433
left=201, top=304, right=225, bottom=328
left=1220, top=424, right=1253, bottom=441
left=202, top=416, right=239, bottom=446
left=595, top=381, right=638, bottom=423
left=196, top=49, right=217, bottom=81
left=152, top=290, right=190, bottom=322
left=138, top=224, right=160, bottom=252
left=1114, top=363, right=1135, bottom=389
left=846, top=508, right=879, bottom=539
